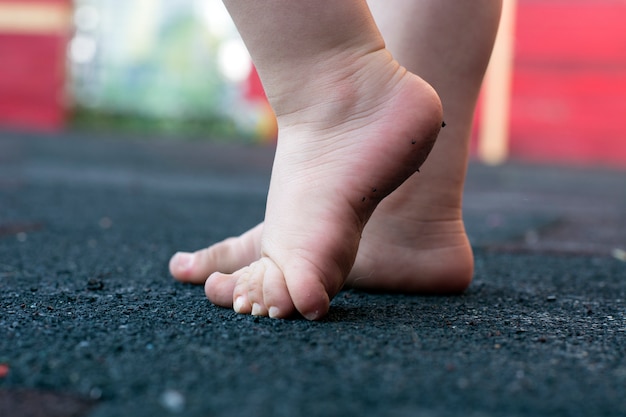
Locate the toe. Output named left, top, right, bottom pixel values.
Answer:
left=260, top=258, right=295, bottom=319
left=245, top=261, right=269, bottom=316
left=204, top=272, right=238, bottom=308
left=169, top=251, right=199, bottom=282
left=170, top=223, right=263, bottom=284
left=284, top=267, right=331, bottom=321
left=231, top=268, right=253, bottom=314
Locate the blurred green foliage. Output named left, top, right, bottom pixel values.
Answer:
left=69, top=107, right=255, bottom=141
left=69, top=0, right=263, bottom=142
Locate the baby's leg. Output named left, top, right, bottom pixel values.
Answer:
left=348, top=0, right=502, bottom=291
left=171, top=0, right=501, bottom=315
left=212, top=0, right=442, bottom=320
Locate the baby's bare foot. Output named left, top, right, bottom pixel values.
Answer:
left=172, top=51, right=442, bottom=320
left=171, top=203, right=472, bottom=293
left=171, top=169, right=473, bottom=303
left=346, top=173, right=473, bottom=293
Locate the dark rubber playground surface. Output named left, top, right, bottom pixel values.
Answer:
left=1, top=131, right=625, bottom=417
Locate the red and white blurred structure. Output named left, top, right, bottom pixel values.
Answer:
left=0, top=0, right=624, bottom=167
left=475, top=0, right=626, bottom=168
left=0, top=0, right=71, bottom=130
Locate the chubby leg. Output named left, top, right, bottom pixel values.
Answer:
left=189, top=0, right=442, bottom=320
left=349, top=0, right=502, bottom=291
left=171, top=0, right=501, bottom=315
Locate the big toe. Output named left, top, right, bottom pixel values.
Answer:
left=170, top=223, right=263, bottom=284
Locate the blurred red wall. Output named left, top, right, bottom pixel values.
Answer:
left=0, top=0, right=71, bottom=131
left=475, top=0, right=626, bottom=167
left=1, top=0, right=624, bottom=169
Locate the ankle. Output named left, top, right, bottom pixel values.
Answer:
left=268, top=48, right=410, bottom=126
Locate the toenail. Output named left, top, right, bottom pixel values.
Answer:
left=174, top=252, right=194, bottom=271
left=233, top=296, right=245, bottom=313
left=304, top=310, right=321, bottom=321
left=251, top=303, right=263, bottom=316
left=268, top=306, right=280, bottom=318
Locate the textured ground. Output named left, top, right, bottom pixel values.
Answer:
left=1, top=131, right=625, bottom=417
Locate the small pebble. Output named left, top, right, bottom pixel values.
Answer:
left=89, top=387, right=103, bottom=400
left=160, top=389, right=185, bottom=413
left=98, top=217, right=113, bottom=229
left=612, top=248, right=626, bottom=262
left=87, top=278, right=104, bottom=291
